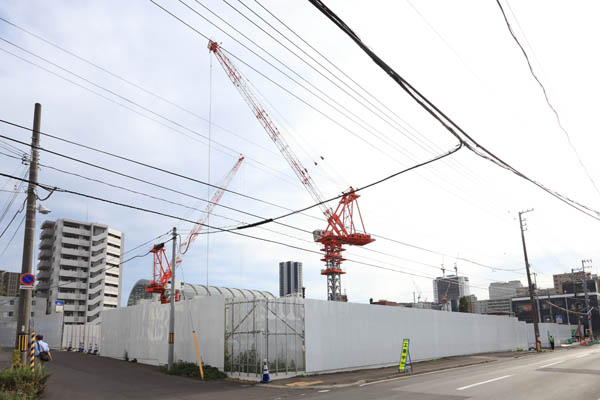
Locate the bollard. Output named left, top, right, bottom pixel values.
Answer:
left=29, top=331, right=36, bottom=370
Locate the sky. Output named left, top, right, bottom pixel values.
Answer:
left=1, top=0, right=600, bottom=306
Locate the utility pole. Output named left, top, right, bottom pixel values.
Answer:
left=168, top=227, right=177, bottom=371
left=547, top=290, right=553, bottom=323
left=518, top=209, right=540, bottom=351
left=15, top=104, right=41, bottom=364
left=532, top=272, right=542, bottom=323
left=581, top=259, right=593, bottom=339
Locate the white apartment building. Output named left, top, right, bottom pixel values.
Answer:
left=36, top=219, right=124, bottom=325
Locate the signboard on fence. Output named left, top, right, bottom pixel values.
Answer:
left=398, top=338, right=413, bottom=373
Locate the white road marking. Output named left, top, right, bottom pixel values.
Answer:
left=576, top=353, right=590, bottom=358
left=456, top=375, right=513, bottom=391
left=317, top=389, right=330, bottom=393
left=538, top=360, right=564, bottom=368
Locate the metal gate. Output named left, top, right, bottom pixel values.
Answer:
left=224, top=298, right=305, bottom=380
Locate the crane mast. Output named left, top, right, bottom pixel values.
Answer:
left=146, top=156, right=245, bottom=303
left=209, top=40, right=374, bottom=301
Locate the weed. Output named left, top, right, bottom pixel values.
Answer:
left=159, top=361, right=226, bottom=380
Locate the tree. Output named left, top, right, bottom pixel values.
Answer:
left=459, top=296, right=470, bottom=313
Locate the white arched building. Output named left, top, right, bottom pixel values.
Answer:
left=127, top=279, right=275, bottom=306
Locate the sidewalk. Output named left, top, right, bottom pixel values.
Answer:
left=267, top=350, right=541, bottom=389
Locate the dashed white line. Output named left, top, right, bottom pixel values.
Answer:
left=317, top=389, right=330, bottom=393
left=576, top=353, right=590, bottom=358
left=456, top=375, right=513, bottom=391
left=539, top=360, right=564, bottom=368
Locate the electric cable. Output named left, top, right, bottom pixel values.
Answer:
left=0, top=125, right=553, bottom=278
left=0, top=171, right=509, bottom=293
left=307, top=0, right=600, bottom=223
left=495, top=0, right=600, bottom=198
left=0, top=213, right=25, bottom=257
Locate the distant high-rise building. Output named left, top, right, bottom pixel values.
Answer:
left=433, top=275, right=469, bottom=304
left=279, top=261, right=303, bottom=297
left=488, top=280, right=523, bottom=300
left=553, top=271, right=590, bottom=293
left=0, top=270, right=20, bottom=296
left=36, top=218, right=124, bottom=325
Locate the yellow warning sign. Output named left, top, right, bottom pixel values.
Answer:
left=398, top=339, right=410, bottom=372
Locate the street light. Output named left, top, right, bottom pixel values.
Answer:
left=36, top=204, right=51, bottom=215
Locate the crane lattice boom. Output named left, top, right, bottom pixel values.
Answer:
left=146, top=156, right=244, bottom=303
left=209, top=40, right=374, bottom=301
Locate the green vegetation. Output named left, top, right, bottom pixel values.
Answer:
left=459, top=296, right=470, bottom=313
left=0, top=358, right=48, bottom=400
left=159, top=361, right=226, bottom=380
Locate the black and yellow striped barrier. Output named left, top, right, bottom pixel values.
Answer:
left=18, top=334, right=28, bottom=351
left=30, top=331, right=36, bottom=370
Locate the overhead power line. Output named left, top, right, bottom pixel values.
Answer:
left=307, top=0, right=600, bottom=223
left=0, top=171, right=513, bottom=295
left=0, top=122, right=528, bottom=275
left=495, top=0, right=600, bottom=198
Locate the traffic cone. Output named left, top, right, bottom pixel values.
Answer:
left=261, top=359, right=271, bottom=383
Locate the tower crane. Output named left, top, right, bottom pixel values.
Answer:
left=208, top=40, right=374, bottom=301
left=146, top=156, right=245, bottom=303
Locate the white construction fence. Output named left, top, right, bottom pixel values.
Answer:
left=100, top=296, right=224, bottom=367
left=97, top=297, right=571, bottom=378
left=2, top=297, right=576, bottom=379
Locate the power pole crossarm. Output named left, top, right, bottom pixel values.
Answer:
left=15, top=103, right=41, bottom=364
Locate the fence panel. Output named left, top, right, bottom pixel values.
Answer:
left=225, top=298, right=304, bottom=380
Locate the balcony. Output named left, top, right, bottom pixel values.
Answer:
left=62, top=237, right=90, bottom=247
left=37, top=271, right=50, bottom=280
left=38, top=238, right=53, bottom=250
left=59, top=258, right=88, bottom=268
left=63, top=304, right=86, bottom=312
left=57, top=293, right=85, bottom=301
left=59, top=270, right=88, bottom=279
left=62, top=226, right=91, bottom=237
left=58, top=281, right=87, bottom=290
left=60, top=247, right=89, bottom=257
left=37, top=260, right=51, bottom=270
left=63, top=315, right=85, bottom=324
left=38, top=249, right=52, bottom=260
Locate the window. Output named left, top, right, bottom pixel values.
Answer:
left=2, top=312, right=8, bottom=317
left=9, top=300, right=14, bottom=305
left=8, top=312, right=13, bottom=317
left=32, top=301, right=36, bottom=305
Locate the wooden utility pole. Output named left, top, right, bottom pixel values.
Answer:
left=168, top=227, right=177, bottom=371
left=519, top=209, right=540, bottom=351
left=15, top=103, right=41, bottom=364
left=581, top=259, right=593, bottom=338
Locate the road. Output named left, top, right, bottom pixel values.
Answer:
left=42, top=346, right=600, bottom=399
left=298, top=346, right=600, bottom=400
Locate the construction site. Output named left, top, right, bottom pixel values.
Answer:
left=2, top=1, right=600, bottom=398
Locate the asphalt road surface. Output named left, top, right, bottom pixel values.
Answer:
left=296, top=346, right=600, bottom=400
left=43, top=347, right=600, bottom=399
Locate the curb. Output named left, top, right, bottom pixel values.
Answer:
left=263, top=359, right=497, bottom=390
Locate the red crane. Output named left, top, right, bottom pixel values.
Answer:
left=208, top=40, right=373, bottom=301
left=146, top=156, right=245, bottom=303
